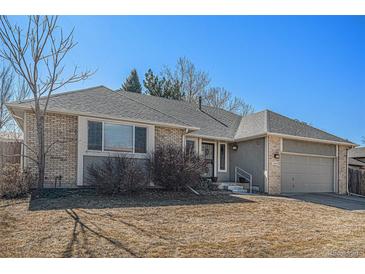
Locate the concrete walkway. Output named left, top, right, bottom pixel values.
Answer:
left=285, top=193, right=365, bottom=211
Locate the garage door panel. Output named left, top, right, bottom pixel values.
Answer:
left=281, top=154, right=334, bottom=193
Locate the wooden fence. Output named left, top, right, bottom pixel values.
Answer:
left=348, top=168, right=365, bottom=196
left=0, top=140, right=21, bottom=167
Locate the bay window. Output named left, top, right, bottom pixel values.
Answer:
left=87, top=121, right=147, bottom=153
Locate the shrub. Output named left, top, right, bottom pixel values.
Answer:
left=87, top=156, right=147, bottom=195
left=0, top=163, right=33, bottom=199
left=148, top=145, right=207, bottom=191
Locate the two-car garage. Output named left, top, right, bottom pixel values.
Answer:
left=280, top=139, right=337, bottom=193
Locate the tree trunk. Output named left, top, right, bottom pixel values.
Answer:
left=36, top=113, right=45, bottom=189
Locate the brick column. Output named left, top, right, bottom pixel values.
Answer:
left=338, top=145, right=349, bottom=194
left=268, top=135, right=281, bottom=194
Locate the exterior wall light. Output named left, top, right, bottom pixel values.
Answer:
left=274, top=153, right=280, bottom=159
left=232, top=143, right=238, bottom=151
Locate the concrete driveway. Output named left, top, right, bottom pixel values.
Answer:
left=285, top=193, right=365, bottom=211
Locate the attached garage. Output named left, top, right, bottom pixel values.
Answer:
left=281, top=154, right=334, bottom=193
left=280, top=139, right=337, bottom=193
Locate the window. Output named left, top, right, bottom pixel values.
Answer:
left=134, top=127, right=147, bottom=153
left=87, top=121, right=147, bottom=153
left=104, top=123, right=133, bottom=152
left=219, top=143, right=226, bottom=171
left=186, top=140, right=195, bottom=154
left=88, top=121, right=102, bottom=150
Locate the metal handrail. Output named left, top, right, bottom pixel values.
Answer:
left=235, top=166, right=253, bottom=193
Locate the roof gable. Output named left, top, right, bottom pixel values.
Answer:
left=266, top=110, right=352, bottom=144
left=234, top=110, right=353, bottom=144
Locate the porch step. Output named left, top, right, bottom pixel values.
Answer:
left=215, top=182, right=248, bottom=194
left=227, top=185, right=248, bottom=194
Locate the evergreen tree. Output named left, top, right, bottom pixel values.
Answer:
left=122, top=69, right=142, bottom=93
left=143, top=69, right=183, bottom=100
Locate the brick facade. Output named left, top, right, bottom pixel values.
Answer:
left=267, top=135, right=281, bottom=194
left=155, top=126, right=184, bottom=149
left=25, top=111, right=78, bottom=187
left=338, top=145, right=349, bottom=194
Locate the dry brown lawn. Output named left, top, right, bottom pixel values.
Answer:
left=1, top=189, right=365, bottom=258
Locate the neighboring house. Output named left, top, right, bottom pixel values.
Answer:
left=6, top=86, right=355, bottom=194
left=349, top=147, right=365, bottom=163
left=349, top=147, right=365, bottom=170
left=349, top=158, right=365, bottom=171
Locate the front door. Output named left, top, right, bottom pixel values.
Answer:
left=202, top=142, right=215, bottom=178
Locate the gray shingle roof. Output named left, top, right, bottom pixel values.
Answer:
left=267, top=110, right=353, bottom=144
left=8, top=86, right=194, bottom=129
left=114, top=91, right=242, bottom=139
left=349, top=147, right=365, bottom=160
left=349, top=158, right=365, bottom=167
left=235, top=110, right=353, bottom=144
left=7, top=86, right=353, bottom=144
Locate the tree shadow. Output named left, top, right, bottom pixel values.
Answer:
left=63, top=209, right=138, bottom=257
left=28, top=188, right=254, bottom=211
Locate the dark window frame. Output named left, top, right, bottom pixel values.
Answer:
left=87, top=120, right=148, bottom=154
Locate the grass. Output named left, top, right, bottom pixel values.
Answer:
left=1, top=189, right=365, bottom=257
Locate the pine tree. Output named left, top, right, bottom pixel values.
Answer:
left=122, top=69, right=142, bottom=93
left=143, top=69, right=183, bottom=100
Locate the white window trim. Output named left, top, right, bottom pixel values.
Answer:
left=218, top=142, right=227, bottom=172
left=87, top=119, right=147, bottom=155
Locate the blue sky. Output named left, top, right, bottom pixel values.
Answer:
left=14, top=16, right=365, bottom=143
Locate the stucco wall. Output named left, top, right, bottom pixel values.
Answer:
left=229, top=137, right=265, bottom=191
left=283, top=139, right=336, bottom=156
left=82, top=155, right=150, bottom=185
left=25, top=111, right=78, bottom=187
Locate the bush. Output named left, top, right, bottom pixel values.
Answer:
left=0, top=163, right=32, bottom=199
left=87, top=156, right=147, bottom=195
left=148, top=145, right=207, bottom=191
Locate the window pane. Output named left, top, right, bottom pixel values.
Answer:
left=88, top=121, right=102, bottom=150
left=104, top=123, right=133, bottom=152
left=186, top=140, right=195, bottom=154
left=135, top=127, right=147, bottom=153
left=220, top=144, right=226, bottom=170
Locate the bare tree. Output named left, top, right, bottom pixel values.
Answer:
left=0, top=65, right=30, bottom=132
left=163, top=57, right=210, bottom=103
left=202, top=87, right=254, bottom=116
left=0, top=16, right=93, bottom=189
left=0, top=66, right=13, bottom=130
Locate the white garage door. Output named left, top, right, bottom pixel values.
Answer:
left=281, top=154, right=334, bottom=193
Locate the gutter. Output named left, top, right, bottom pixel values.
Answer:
left=267, top=132, right=356, bottom=147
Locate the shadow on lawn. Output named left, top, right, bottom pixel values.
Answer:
left=63, top=208, right=139, bottom=257
left=28, top=188, right=253, bottom=211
